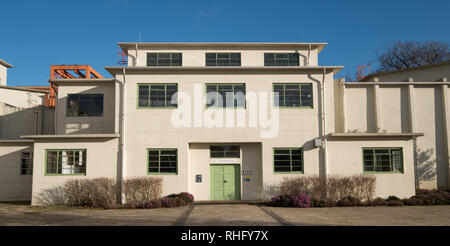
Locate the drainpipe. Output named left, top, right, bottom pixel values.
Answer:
left=118, top=68, right=127, bottom=204
left=321, top=68, right=328, bottom=180
left=307, top=44, right=311, bottom=66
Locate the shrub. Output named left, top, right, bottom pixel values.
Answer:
left=311, top=199, right=336, bottom=207
left=336, top=196, right=361, bottom=207
left=150, top=199, right=162, bottom=208
left=64, top=178, right=117, bottom=208
left=278, top=175, right=376, bottom=202
left=368, top=197, right=387, bottom=206
left=386, top=195, right=401, bottom=202
left=123, top=177, right=162, bottom=208
left=161, top=197, right=181, bottom=208
left=402, top=198, right=420, bottom=206
left=178, top=192, right=195, bottom=203
left=268, top=194, right=310, bottom=208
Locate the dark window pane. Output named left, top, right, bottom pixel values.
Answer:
left=148, top=149, right=177, bottom=174
left=147, top=53, right=182, bottom=67
left=66, top=94, right=103, bottom=117
left=205, top=53, right=241, bottom=66
left=274, top=148, right=303, bottom=173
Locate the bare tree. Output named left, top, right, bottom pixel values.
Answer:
left=376, top=41, right=449, bottom=72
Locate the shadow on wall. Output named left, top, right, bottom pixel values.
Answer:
left=0, top=103, right=55, bottom=139
left=416, top=148, right=437, bottom=183
left=56, top=86, right=115, bottom=135
left=33, top=185, right=66, bottom=206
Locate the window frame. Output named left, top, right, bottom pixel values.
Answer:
left=66, top=94, right=104, bottom=117
left=273, top=148, right=304, bottom=174
left=264, top=53, right=300, bottom=66
left=205, top=53, right=241, bottom=66
left=209, top=145, right=241, bottom=158
left=205, top=83, right=246, bottom=108
left=146, top=53, right=182, bottom=66
left=44, top=149, right=87, bottom=176
left=20, top=152, right=33, bottom=175
left=362, top=147, right=404, bottom=174
left=147, top=148, right=178, bottom=175
left=273, top=83, right=313, bottom=108
left=137, top=83, right=178, bottom=109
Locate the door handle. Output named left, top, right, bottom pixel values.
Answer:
left=224, top=180, right=227, bottom=183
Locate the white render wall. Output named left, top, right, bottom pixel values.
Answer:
left=126, top=46, right=319, bottom=67
left=55, top=82, right=116, bottom=134
left=30, top=138, right=119, bottom=205
left=0, top=142, right=33, bottom=201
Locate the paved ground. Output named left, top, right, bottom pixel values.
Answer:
left=0, top=202, right=449, bottom=226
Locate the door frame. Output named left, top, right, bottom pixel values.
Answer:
left=210, top=164, right=241, bottom=200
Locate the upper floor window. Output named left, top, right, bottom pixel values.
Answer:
left=20, top=152, right=33, bottom=175
left=363, top=148, right=403, bottom=173
left=273, top=148, right=303, bottom=173
left=46, top=149, right=86, bottom=175
left=138, top=84, right=178, bottom=108
left=67, top=94, right=103, bottom=117
left=206, top=83, right=245, bottom=108
left=206, top=53, right=241, bottom=66
left=273, top=83, right=312, bottom=108
left=265, top=53, right=299, bottom=66
left=147, top=53, right=182, bottom=66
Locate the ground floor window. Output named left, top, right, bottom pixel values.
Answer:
left=148, top=149, right=178, bottom=174
left=20, top=152, right=33, bottom=175
left=273, top=148, right=303, bottom=173
left=210, top=145, right=240, bottom=158
left=45, top=149, right=86, bottom=175
left=363, top=147, right=403, bottom=173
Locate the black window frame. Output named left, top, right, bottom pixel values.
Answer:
left=66, top=94, right=104, bottom=117
left=205, top=53, right=241, bottom=66
left=146, top=53, right=182, bottom=66
left=273, top=148, right=304, bottom=173
left=210, top=145, right=241, bottom=158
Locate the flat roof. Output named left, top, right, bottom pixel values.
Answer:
left=22, top=134, right=119, bottom=139
left=49, top=78, right=116, bottom=84
left=0, top=59, right=13, bottom=68
left=118, top=42, right=328, bottom=52
left=0, top=85, right=48, bottom=94
left=329, top=133, right=424, bottom=138
left=361, top=60, right=450, bottom=81
left=105, top=65, right=344, bottom=76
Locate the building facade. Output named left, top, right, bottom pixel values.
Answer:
left=0, top=44, right=449, bottom=204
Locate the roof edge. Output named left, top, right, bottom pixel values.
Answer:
left=22, top=133, right=120, bottom=139
left=362, top=60, right=450, bottom=81
left=0, top=59, right=13, bottom=68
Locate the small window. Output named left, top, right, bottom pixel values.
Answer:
left=20, top=152, right=33, bottom=175
left=273, top=148, right=303, bottom=173
left=67, top=94, right=103, bottom=117
left=147, top=53, right=182, bottom=66
left=206, top=53, right=241, bottom=66
left=148, top=149, right=178, bottom=174
left=210, top=145, right=240, bottom=158
left=206, top=83, right=245, bottom=108
left=363, top=148, right=403, bottom=173
left=138, top=84, right=178, bottom=108
left=265, top=53, right=299, bottom=66
left=46, top=149, right=86, bottom=175
left=273, top=83, right=312, bottom=108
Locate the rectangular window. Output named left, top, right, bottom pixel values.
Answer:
left=45, top=149, right=86, bottom=175
left=67, top=94, right=103, bottom=116
left=20, top=152, right=33, bottom=175
left=206, top=83, right=246, bottom=108
left=273, top=83, right=312, bottom=108
left=147, top=53, right=182, bottom=66
left=138, top=84, right=178, bottom=108
left=273, top=148, right=303, bottom=173
left=148, top=149, right=178, bottom=174
left=210, top=145, right=240, bottom=158
left=264, top=53, right=300, bottom=66
left=206, top=53, right=241, bottom=66
left=363, top=148, right=403, bottom=173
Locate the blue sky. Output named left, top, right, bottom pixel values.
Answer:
left=1, top=0, right=449, bottom=86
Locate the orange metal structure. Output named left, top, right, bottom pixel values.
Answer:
left=357, top=64, right=371, bottom=81
left=118, top=45, right=128, bottom=65
left=48, top=65, right=104, bottom=108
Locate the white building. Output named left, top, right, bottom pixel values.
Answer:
left=0, top=44, right=448, bottom=204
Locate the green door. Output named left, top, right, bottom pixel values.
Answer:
left=210, top=164, right=241, bottom=200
